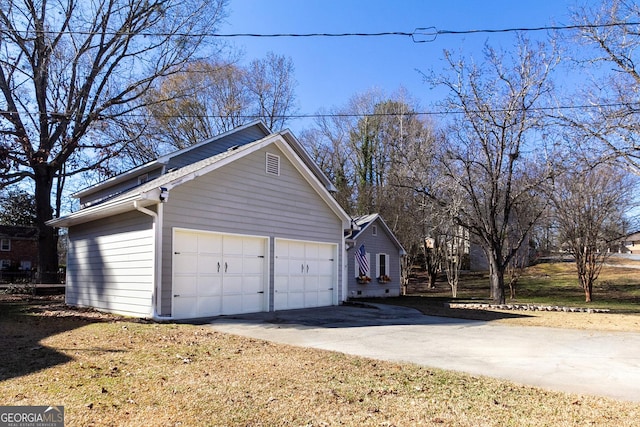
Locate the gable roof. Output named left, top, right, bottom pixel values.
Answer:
left=73, top=120, right=271, bottom=200
left=347, top=214, right=406, bottom=255
left=48, top=130, right=349, bottom=228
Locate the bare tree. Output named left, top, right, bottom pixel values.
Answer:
left=123, top=53, right=298, bottom=166
left=0, top=0, right=228, bottom=281
left=303, top=89, right=441, bottom=286
left=418, top=37, right=558, bottom=303
left=563, top=0, right=640, bottom=168
left=550, top=163, right=635, bottom=302
left=244, top=52, right=297, bottom=131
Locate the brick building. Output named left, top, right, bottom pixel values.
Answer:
left=0, top=225, right=38, bottom=273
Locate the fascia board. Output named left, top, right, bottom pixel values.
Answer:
left=47, top=189, right=159, bottom=228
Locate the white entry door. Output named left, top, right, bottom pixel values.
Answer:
left=172, top=230, right=267, bottom=319
left=274, top=239, right=336, bottom=310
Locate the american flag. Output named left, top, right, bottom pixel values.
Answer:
left=355, top=244, right=369, bottom=276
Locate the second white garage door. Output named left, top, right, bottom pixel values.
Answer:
left=172, top=230, right=267, bottom=319
left=274, top=239, right=337, bottom=311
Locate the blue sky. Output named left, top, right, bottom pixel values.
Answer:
left=219, top=1, right=593, bottom=132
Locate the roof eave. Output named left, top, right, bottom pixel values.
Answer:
left=47, top=189, right=160, bottom=228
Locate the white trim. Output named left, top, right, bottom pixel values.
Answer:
left=376, top=252, right=390, bottom=279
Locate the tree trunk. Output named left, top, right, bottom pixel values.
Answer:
left=34, top=166, right=59, bottom=283
left=584, top=281, right=593, bottom=303
left=488, top=256, right=506, bottom=304
left=427, top=271, right=437, bottom=289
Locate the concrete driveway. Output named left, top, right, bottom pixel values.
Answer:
left=207, top=303, right=640, bottom=402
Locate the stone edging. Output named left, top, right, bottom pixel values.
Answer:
left=446, top=303, right=610, bottom=313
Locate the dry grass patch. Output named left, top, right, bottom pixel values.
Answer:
left=389, top=261, right=640, bottom=332
left=1, top=294, right=639, bottom=426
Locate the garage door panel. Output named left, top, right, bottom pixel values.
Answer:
left=243, top=257, right=265, bottom=274
left=197, top=277, right=222, bottom=297
left=197, top=296, right=221, bottom=317
left=275, top=239, right=336, bottom=311
left=199, top=233, right=222, bottom=253
left=174, top=253, right=198, bottom=272
left=223, top=235, right=244, bottom=255
left=198, top=255, right=221, bottom=274
left=174, top=232, right=197, bottom=252
left=222, top=295, right=242, bottom=315
left=173, top=231, right=266, bottom=319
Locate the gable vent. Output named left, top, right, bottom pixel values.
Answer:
left=266, top=152, right=280, bottom=176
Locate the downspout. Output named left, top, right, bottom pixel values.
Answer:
left=134, top=200, right=167, bottom=321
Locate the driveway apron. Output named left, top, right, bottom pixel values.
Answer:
left=207, top=303, right=640, bottom=402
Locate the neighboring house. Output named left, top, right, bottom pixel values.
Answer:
left=346, top=214, right=405, bottom=298
left=619, top=232, right=640, bottom=254
left=0, top=225, right=38, bottom=281
left=48, top=121, right=351, bottom=319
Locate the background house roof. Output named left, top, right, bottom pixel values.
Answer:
left=347, top=214, right=406, bottom=255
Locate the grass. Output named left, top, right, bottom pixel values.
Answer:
left=369, top=261, right=640, bottom=332
left=1, top=293, right=640, bottom=426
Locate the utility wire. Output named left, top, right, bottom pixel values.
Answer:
left=209, top=22, right=640, bottom=43
left=1, top=101, right=638, bottom=121
left=9, top=21, right=640, bottom=43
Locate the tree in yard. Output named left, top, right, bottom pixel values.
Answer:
left=123, top=52, right=298, bottom=166
left=0, top=0, right=228, bottom=281
left=303, top=89, right=441, bottom=286
left=0, top=187, right=36, bottom=226
left=562, top=0, right=640, bottom=168
left=417, top=37, right=558, bottom=304
left=550, top=163, right=635, bottom=302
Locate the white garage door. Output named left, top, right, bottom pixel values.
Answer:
left=274, top=239, right=336, bottom=311
left=172, top=230, right=267, bottom=319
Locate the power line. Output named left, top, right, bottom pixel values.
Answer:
left=1, top=101, right=638, bottom=121
left=209, top=22, right=640, bottom=43
left=8, top=22, right=640, bottom=43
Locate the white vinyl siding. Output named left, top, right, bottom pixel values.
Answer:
left=66, top=211, right=154, bottom=317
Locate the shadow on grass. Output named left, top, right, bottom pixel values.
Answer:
left=0, top=294, right=114, bottom=382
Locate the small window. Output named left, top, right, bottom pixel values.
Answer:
left=20, top=260, right=32, bottom=270
left=376, top=253, right=390, bottom=279
left=266, top=153, right=280, bottom=176
left=0, top=259, right=10, bottom=270
left=372, top=225, right=378, bottom=236
left=0, top=239, right=10, bottom=251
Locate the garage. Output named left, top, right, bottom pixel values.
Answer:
left=274, top=239, right=337, bottom=311
left=172, top=229, right=267, bottom=319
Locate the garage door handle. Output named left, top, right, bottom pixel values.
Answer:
left=301, top=264, right=304, bottom=273
left=328, top=288, right=333, bottom=290
left=174, top=294, right=180, bottom=297
left=225, top=262, right=228, bottom=273
left=257, top=291, right=264, bottom=294
left=217, top=262, right=220, bottom=273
